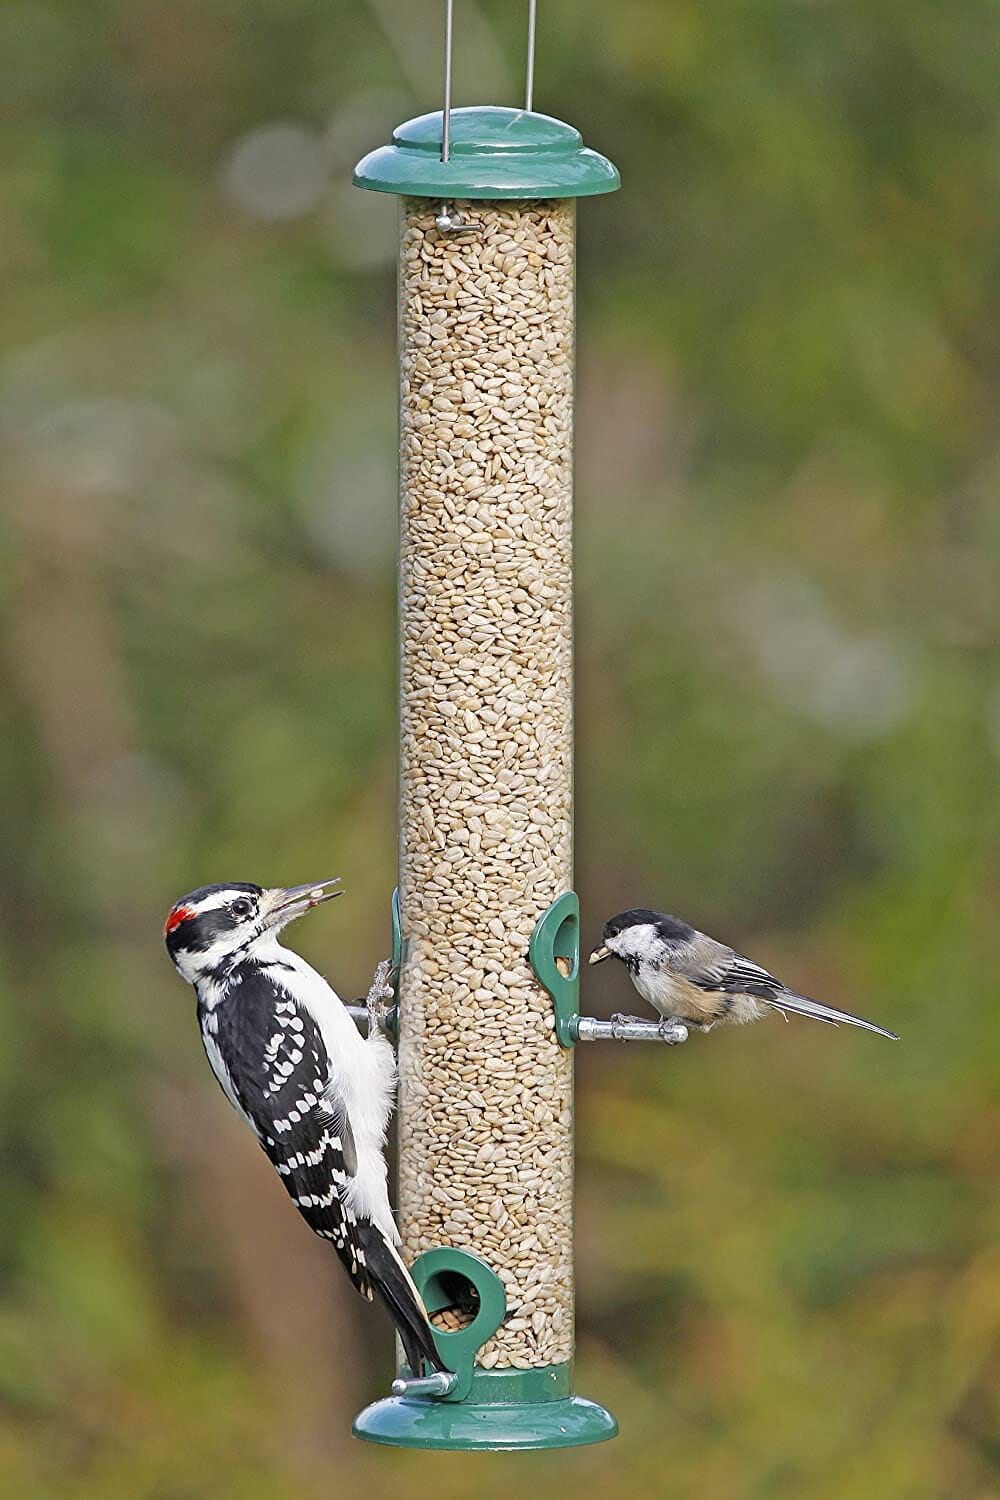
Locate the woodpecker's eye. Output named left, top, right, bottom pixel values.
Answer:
left=231, top=898, right=254, bottom=920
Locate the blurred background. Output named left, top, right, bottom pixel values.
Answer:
left=2, top=1, right=999, bottom=1496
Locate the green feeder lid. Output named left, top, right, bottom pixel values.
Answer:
left=353, top=106, right=619, bottom=200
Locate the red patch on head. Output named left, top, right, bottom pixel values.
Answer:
left=164, top=906, right=194, bottom=936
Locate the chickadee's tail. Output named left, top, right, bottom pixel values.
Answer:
left=356, top=1220, right=450, bottom=1376
left=771, top=991, right=898, bottom=1040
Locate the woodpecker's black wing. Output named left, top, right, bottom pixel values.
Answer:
left=688, top=945, right=898, bottom=1038
left=206, top=964, right=374, bottom=1284
left=204, top=963, right=448, bottom=1371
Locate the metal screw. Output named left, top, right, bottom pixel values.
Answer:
left=435, top=204, right=482, bottom=235
left=391, top=1371, right=458, bottom=1398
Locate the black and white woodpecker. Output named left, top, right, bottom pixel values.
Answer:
left=164, top=878, right=446, bottom=1377
left=590, top=908, right=898, bottom=1040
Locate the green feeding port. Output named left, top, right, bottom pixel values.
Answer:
left=353, top=106, right=620, bottom=200
left=414, top=1247, right=508, bottom=1403
left=530, top=891, right=582, bottom=1048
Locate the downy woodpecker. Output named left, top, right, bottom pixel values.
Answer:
left=590, top=908, right=898, bottom=1040
left=164, top=878, right=446, bottom=1377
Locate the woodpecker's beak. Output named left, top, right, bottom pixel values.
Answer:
left=588, top=945, right=611, bottom=965
left=263, top=879, right=343, bottom=929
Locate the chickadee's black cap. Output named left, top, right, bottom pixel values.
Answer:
left=602, top=909, right=695, bottom=943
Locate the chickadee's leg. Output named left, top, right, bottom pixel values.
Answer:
left=661, top=1015, right=712, bottom=1035
left=366, top=958, right=396, bottom=1035
left=610, top=1012, right=645, bottom=1040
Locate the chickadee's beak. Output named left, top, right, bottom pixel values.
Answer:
left=263, top=878, right=342, bottom=929
left=588, top=945, right=611, bottom=965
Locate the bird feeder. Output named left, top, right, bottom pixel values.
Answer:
left=350, top=9, right=678, bottom=1453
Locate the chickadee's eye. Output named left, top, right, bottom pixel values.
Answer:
left=231, top=899, right=253, bottom=920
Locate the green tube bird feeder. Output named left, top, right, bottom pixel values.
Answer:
left=351, top=1, right=621, bottom=1453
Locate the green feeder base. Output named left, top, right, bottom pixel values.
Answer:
left=353, top=1364, right=618, bottom=1452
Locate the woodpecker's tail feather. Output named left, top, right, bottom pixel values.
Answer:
left=770, top=991, right=898, bottom=1040
left=356, top=1221, right=450, bottom=1376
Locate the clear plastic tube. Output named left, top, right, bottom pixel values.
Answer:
left=396, top=198, right=575, bottom=1369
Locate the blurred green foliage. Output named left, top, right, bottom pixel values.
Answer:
left=2, top=2, right=998, bottom=1497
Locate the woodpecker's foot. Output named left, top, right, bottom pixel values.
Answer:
left=658, top=1017, right=690, bottom=1044
left=610, top=1012, right=643, bottom=1041
left=366, top=958, right=396, bottom=1033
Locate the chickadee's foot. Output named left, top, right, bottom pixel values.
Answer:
left=658, top=1018, right=690, bottom=1044
left=367, top=958, right=396, bottom=1032
left=610, top=1012, right=643, bottom=1041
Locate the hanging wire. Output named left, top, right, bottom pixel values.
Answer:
left=437, top=0, right=539, bottom=232
left=442, top=0, right=537, bottom=162
left=436, top=0, right=482, bottom=233
left=441, top=0, right=454, bottom=163
left=525, top=0, right=537, bottom=113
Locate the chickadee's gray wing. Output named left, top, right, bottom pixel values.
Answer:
left=686, top=941, right=798, bottom=1005
left=684, top=938, right=898, bottom=1040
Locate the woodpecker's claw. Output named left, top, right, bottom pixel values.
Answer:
left=367, top=959, right=396, bottom=1033
left=369, top=957, right=395, bottom=999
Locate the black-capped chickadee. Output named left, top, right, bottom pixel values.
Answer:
left=589, top=908, right=898, bottom=1040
